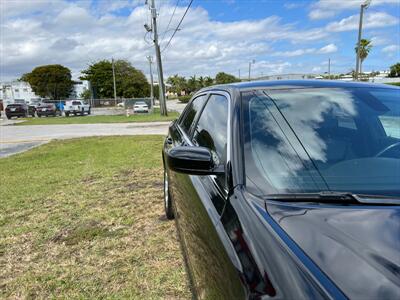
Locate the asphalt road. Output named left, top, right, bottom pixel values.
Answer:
left=0, top=121, right=170, bottom=158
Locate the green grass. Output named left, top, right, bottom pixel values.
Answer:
left=17, top=109, right=179, bottom=125
left=386, top=82, right=400, bottom=87
left=0, top=136, right=190, bottom=299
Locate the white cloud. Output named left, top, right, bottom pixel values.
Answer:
left=309, top=0, right=400, bottom=20
left=0, top=1, right=398, bottom=81
left=272, top=44, right=337, bottom=57
left=382, top=44, right=400, bottom=53
left=326, top=12, right=399, bottom=32
left=284, top=3, right=304, bottom=10
left=312, top=66, right=322, bottom=72
left=370, top=36, right=389, bottom=46
left=318, top=43, right=338, bottom=54
left=272, top=48, right=316, bottom=57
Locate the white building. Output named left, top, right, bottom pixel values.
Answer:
left=0, top=80, right=89, bottom=108
left=69, top=80, right=89, bottom=99
left=0, top=81, right=40, bottom=107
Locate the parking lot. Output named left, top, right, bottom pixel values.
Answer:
left=0, top=120, right=170, bottom=158
left=0, top=101, right=186, bottom=158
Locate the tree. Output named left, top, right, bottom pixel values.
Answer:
left=166, top=74, right=187, bottom=94
left=355, top=39, right=372, bottom=74
left=21, top=64, right=74, bottom=99
left=215, top=72, right=239, bottom=84
left=197, top=76, right=205, bottom=89
left=80, top=89, right=91, bottom=100
left=80, top=59, right=149, bottom=99
left=187, top=75, right=198, bottom=93
left=389, top=62, right=400, bottom=77
left=204, top=76, right=214, bottom=87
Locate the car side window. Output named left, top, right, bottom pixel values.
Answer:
left=192, top=94, right=229, bottom=166
left=179, top=95, right=208, bottom=134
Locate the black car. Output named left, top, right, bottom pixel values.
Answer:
left=36, top=103, right=61, bottom=117
left=5, top=104, right=35, bottom=119
left=162, top=80, right=400, bottom=300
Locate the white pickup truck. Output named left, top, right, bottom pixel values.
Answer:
left=64, top=100, right=91, bottom=117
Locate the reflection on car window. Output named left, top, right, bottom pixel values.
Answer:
left=370, top=90, right=400, bottom=138
left=193, top=94, right=228, bottom=165
left=180, top=95, right=207, bottom=134
left=243, top=87, right=400, bottom=197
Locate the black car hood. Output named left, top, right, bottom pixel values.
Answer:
left=266, top=202, right=400, bottom=299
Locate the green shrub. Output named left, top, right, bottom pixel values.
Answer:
left=178, top=95, right=191, bottom=103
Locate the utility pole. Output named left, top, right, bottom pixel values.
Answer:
left=238, top=69, right=240, bottom=80
left=147, top=55, right=155, bottom=107
left=328, top=58, right=331, bottom=79
left=148, top=0, right=167, bottom=116
left=112, top=58, right=117, bottom=104
left=355, top=0, right=371, bottom=81
left=248, top=59, right=255, bottom=81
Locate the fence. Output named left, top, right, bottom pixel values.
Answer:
left=88, top=98, right=154, bottom=108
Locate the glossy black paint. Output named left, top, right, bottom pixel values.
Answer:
left=166, top=146, right=223, bottom=175
left=163, top=80, right=400, bottom=299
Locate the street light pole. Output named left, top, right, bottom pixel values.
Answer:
left=355, top=0, right=371, bottom=81
left=328, top=58, right=331, bottom=79
left=149, top=0, right=167, bottom=116
left=147, top=55, right=155, bottom=106
left=112, top=58, right=117, bottom=104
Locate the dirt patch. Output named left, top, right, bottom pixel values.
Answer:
left=50, top=221, right=113, bottom=246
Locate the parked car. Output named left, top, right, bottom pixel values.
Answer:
left=162, top=80, right=400, bottom=300
left=36, top=103, right=61, bottom=117
left=133, top=101, right=149, bottom=113
left=64, top=100, right=91, bottom=116
left=5, top=103, right=35, bottom=119
left=27, top=98, right=42, bottom=109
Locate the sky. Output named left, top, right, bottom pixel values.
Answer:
left=1, top=0, right=399, bottom=82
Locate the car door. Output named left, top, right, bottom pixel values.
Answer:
left=170, top=93, right=247, bottom=299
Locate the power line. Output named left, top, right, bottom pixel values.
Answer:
left=161, top=0, right=193, bottom=53
left=160, top=0, right=180, bottom=43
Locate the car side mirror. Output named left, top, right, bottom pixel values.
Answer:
left=166, top=146, right=224, bottom=175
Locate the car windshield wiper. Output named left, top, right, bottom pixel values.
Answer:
left=264, top=191, right=400, bottom=205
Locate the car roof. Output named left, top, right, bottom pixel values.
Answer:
left=199, top=79, right=398, bottom=94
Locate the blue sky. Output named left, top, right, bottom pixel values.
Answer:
left=1, top=0, right=399, bottom=81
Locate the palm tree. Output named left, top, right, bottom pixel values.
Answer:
left=197, top=76, right=205, bottom=89
left=355, top=39, right=372, bottom=74
left=187, top=75, right=197, bottom=93
left=204, top=76, right=214, bottom=87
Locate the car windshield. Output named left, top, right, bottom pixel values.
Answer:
left=136, top=102, right=146, bottom=105
left=242, top=87, right=400, bottom=198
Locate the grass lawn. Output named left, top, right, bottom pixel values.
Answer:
left=0, top=136, right=190, bottom=299
left=386, top=82, right=400, bottom=87
left=17, top=109, right=179, bottom=125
